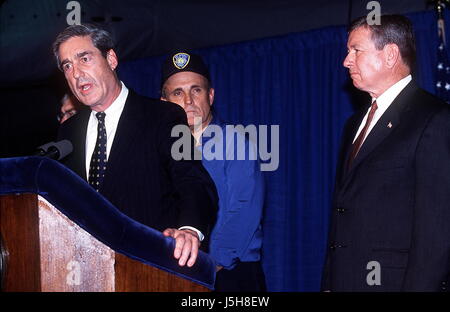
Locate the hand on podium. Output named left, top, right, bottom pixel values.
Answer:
left=163, top=228, right=200, bottom=267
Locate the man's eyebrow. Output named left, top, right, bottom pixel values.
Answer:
left=76, top=51, right=93, bottom=58
left=350, top=42, right=364, bottom=48
left=169, top=84, right=204, bottom=93
left=171, top=87, right=183, bottom=93
left=59, top=51, right=94, bottom=67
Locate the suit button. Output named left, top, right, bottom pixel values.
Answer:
left=336, top=207, right=346, bottom=213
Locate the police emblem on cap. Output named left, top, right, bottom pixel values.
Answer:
left=173, top=53, right=190, bottom=69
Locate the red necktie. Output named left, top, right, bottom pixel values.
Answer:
left=347, top=101, right=378, bottom=169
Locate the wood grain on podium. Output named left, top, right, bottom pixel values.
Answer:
left=115, top=253, right=209, bottom=292
left=0, top=194, right=210, bottom=292
left=0, top=194, right=41, bottom=291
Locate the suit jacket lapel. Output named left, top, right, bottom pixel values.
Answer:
left=342, top=81, right=418, bottom=182
left=100, top=91, right=141, bottom=193
left=348, top=104, right=401, bottom=171
left=72, top=108, right=90, bottom=180
left=336, top=109, right=366, bottom=187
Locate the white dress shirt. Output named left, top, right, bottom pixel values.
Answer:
left=84, top=81, right=203, bottom=241
left=353, top=75, right=412, bottom=144
left=85, top=81, right=128, bottom=178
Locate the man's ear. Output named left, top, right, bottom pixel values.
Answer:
left=106, top=49, right=118, bottom=71
left=384, top=43, right=400, bottom=68
left=209, top=87, right=215, bottom=106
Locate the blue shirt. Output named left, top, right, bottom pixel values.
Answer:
left=198, top=117, right=264, bottom=270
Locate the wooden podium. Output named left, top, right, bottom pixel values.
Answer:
left=0, top=193, right=210, bottom=292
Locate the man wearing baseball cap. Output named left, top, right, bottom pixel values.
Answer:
left=161, top=52, right=266, bottom=291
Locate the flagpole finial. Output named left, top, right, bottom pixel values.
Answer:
left=431, top=0, right=450, bottom=19
left=433, top=0, right=450, bottom=42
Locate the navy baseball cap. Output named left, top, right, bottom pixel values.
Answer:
left=161, top=52, right=211, bottom=87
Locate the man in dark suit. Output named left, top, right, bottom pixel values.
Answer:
left=322, top=15, right=450, bottom=291
left=53, top=24, right=218, bottom=267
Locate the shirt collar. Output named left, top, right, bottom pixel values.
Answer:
left=372, top=75, right=412, bottom=108
left=90, top=81, right=128, bottom=118
left=104, top=81, right=128, bottom=116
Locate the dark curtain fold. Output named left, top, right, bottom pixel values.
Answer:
left=117, top=10, right=443, bottom=291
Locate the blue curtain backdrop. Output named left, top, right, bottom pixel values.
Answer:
left=117, top=10, right=446, bottom=291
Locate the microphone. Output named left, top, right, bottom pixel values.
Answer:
left=34, top=140, right=73, bottom=160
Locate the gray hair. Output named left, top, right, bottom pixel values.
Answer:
left=349, top=14, right=416, bottom=70
left=52, top=24, right=114, bottom=70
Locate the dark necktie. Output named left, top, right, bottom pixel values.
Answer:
left=347, top=101, right=378, bottom=169
left=88, top=112, right=107, bottom=191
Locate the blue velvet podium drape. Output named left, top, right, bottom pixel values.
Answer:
left=0, top=156, right=216, bottom=289
left=117, top=10, right=446, bottom=291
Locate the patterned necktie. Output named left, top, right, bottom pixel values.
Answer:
left=347, top=101, right=378, bottom=170
left=88, top=112, right=107, bottom=191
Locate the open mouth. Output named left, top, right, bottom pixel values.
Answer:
left=78, top=83, right=93, bottom=94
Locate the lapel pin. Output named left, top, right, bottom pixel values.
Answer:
left=387, top=122, right=393, bottom=128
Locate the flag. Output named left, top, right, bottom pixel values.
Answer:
left=436, top=15, right=450, bottom=104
